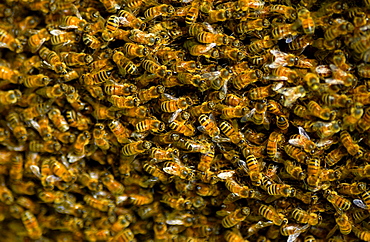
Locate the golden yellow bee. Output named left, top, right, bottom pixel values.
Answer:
left=6, top=111, right=28, bottom=142
left=218, top=120, right=243, bottom=145
left=266, top=183, right=296, bottom=197
left=232, top=70, right=261, bottom=90
left=122, top=140, right=152, bottom=156
left=27, top=28, right=50, bottom=53
left=60, top=52, right=93, bottom=66
left=78, top=172, right=102, bottom=192
left=107, top=95, right=140, bottom=109
left=47, top=107, right=69, bottom=132
left=271, top=23, right=298, bottom=41
left=206, top=9, right=231, bottom=23
left=292, top=208, right=321, bottom=225
left=123, top=43, right=148, bottom=58
left=296, top=7, right=315, bottom=34
left=266, top=131, right=284, bottom=161
left=142, top=59, right=172, bottom=78
left=188, top=42, right=220, bottom=58
left=104, top=80, right=137, bottom=96
left=222, top=207, right=250, bottom=228
left=21, top=211, right=42, bottom=240
left=80, top=70, right=112, bottom=86
left=283, top=160, right=306, bottom=180
left=337, top=182, right=366, bottom=195
left=50, top=31, right=80, bottom=47
left=137, top=85, right=165, bottom=104
left=340, top=130, right=362, bottom=157
left=0, top=28, right=23, bottom=53
left=117, top=10, right=145, bottom=29
left=112, top=51, right=138, bottom=76
left=83, top=33, right=105, bottom=50
left=135, top=119, right=165, bottom=133
left=161, top=193, right=191, bottom=210
left=312, top=120, right=341, bottom=139
left=334, top=213, right=352, bottom=235
left=324, top=190, right=351, bottom=212
left=144, top=4, right=175, bottom=21
left=101, top=172, right=125, bottom=195
left=324, top=20, right=354, bottom=41
left=83, top=195, right=115, bottom=212
left=0, top=89, right=21, bottom=106
left=259, top=204, right=288, bottom=226
left=39, top=46, right=67, bottom=74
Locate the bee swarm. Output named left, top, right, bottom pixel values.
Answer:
left=1, top=0, right=370, bottom=241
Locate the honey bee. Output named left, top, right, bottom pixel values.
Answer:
left=83, top=33, right=105, bottom=50
left=283, top=160, right=306, bottom=180
left=21, top=211, right=42, bottom=240
left=118, top=106, right=148, bottom=119
left=143, top=163, right=170, bottom=183
left=84, top=195, right=114, bottom=212
left=248, top=36, right=275, bottom=54
left=196, top=32, right=230, bottom=46
left=108, top=119, right=131, bottom=144
left=0, top=89, right=21, bottom=106
left=269, top=4, right=296, bottom=20
left=247, top=82, right=283, bottom=100
left=38, top=190, right=66, bottom=204
left=152, top=132, right=179, bottom=146
left=50, top=31, right=80, bottom=47
left=312, top=120, right=341, bottom=139
left=324, top=21, right=354, bottom=41
left=117, top=10, right=145, bottom=29
left=111, top=214, right=131, bottom=233
left=324, top=190, right=351, bottom=212
left=0, top=28, right=23, bottom=53
left=235, top=19, right=270, bottom=34
left=161, top=95, right=193, bottom=121
left=137, top=85, right=165, bottom=103
left=144, top=4, right=175, bottom=21
left=266, top=131, right=284, bottom=161
left=334, top=213, right=352, bottom=235
left=29, top=117, right=53, bottom=141
left=171, top=60, right=200, bottom=73
left=225, top=178, right=250, bottom=198
left=0, top=66, right=21, bottom=84
left=279, top=86, right=308, bottom=108
left=259, top=204, right=288, bottom=226
left=340, top=131, right=362, bottom=157
left=342, top=103, right=363, bottom=132
left=245, top=154, right=263, bottom=186
left=221, top=207, right=250, bottom=228
left=39, top=46, right=67, bottom=74
left=232, top=70, right=261, bottom=90
left=47, top=107, right=69, bottom=132
left=352, top=225, right=370, bottom=241
left=110, top=52, right=136, bottom=76
left=197, top=114, right=219, bottom=138
left=206, top=9, right=231, bottom=23
left=271, top=23, right=298, bottom=42
left=78, top=172, right=102, bottom=192
left=337, top=182, right=366, bottom=196
left=149, top=147, right=179, bottom=162
left=80, top=70, right=112, bottom=86
left=65, top=109, right=91, bottom=130
left=104, top=80, right=137, bottom=97
left=122, top=141, right=152, bottom=156
left=289, top=127, right=316, bottom=154
left=292, top=208, right=321, bottom=225
left=101, top=172, right=125, bottom=195
left=6, top=111, right=28, bottom=142
left=284, top=144, right=307, bottom=164
left=27, top=28, right=51, bottom=53
left=163, top=160, right=195, bottom=180
left=242, top=101, right=270, bottom=129
left=20, top=75, right=50, bottom=89
left=107, top=95, right=140, bottom=109
left=59, top=15, right=87, bottom=31
left=266, top=183, right=296, bottom=197
left=70, top=131, right=90, bottom=156
left=60, top=52, right=93, bottom=66
left=221, top=106, right=249, bottom=120
left=357, top=107, right=370, bottom=132
left=123, top=43, right=148, bottom=58
left=161, top=193, right=191, bottom=210
left=296, top=7, right=315, bottom=35
left=9, top=154, right=23, bottom=181
left=135, top=119, right=165, bottom=133
left=141, top=59, right=172, bottom=78
left=219, top=121, right=244, bottom=145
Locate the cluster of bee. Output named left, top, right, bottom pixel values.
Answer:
left=2, top=0, right=370, bottom=241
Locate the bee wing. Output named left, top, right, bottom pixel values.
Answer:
left=49, top=29, right=67, bottom=36
left=212, top=136, right=231, bottom=143
left=353, top=199, right=368, bottom=209
left=118, top=16, right=129, bottom=26
left=315, top=65, right=331, bottom=76
left=217, top=171, right=235, bottom=180
left=326, top=224, right=339, bottom=240
left=241, top=108, right=255, bottom=123
left=67, top=152, right=85, bottom=163
left=168, top=109, right=182, bottom=123
left=287, top=224, right=310, bottom=242
left=29, top=119, right=41, bottom=133
left=298, top=126, right=311, bottom=140
left=163, top=93, right=178, bottom=100
left=285, top=34, right=297, bottom=44
left=201, top=71, right=220, bottom=81
left=202, top=43, right=216, bottom=53
left=30, top=165, right=42, bottom=178
left=197, top=125, right=207, bottom=133
left=271, top=82, right=284, bottom=91
left=220, top=79, right=228, bottom=97
left=166, top=219, right=185, bottom=225
left=202, top=22, right=216, bottom=34
left=163, top=165, right=178, bottom=176
left=46, top=174, right=62, bottom=183
left=263, top=75, right=289, bottom=81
